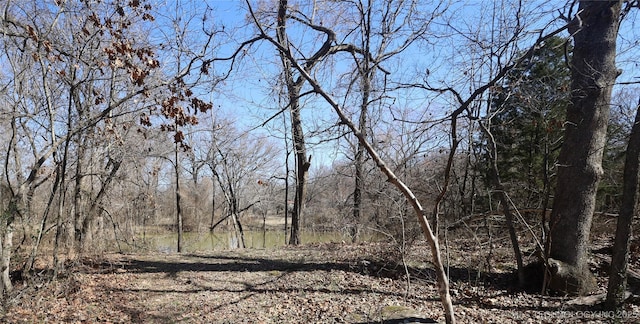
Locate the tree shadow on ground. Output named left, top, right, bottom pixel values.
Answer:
left=104, top=253, right=356, bottom=274
left=97, top=253, right=444, bottom=323
left=369, top=259, right=519, bottom=292
left=105, top=256, right=440, bottom=301
left=89, top=252, right=560, bottom=323
left=98, top=252, right=520, bottom=293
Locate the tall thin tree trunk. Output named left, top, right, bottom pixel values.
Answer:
left=52, top=187, right=65, bottom=279
left=53, top=127, right=73, bottom=278
left=210, top=179, right=216, bottom=232
left=352, top=2, right=372, bottom=243
left=73, top=145, right=85, bottom=250
left=352, top=149, right=364, bottom=243
left=289, top=115, right=310, bottom=246
left=605, top=100, right=640, bottom=310
left=283, top=115, right=290, bottom=244
left=496, top=188, right=525, bottom=285
left=276, top=0, right=310, bottom=246
left=548, top=0, right=622, bottom=295
left=352, top=63, right=370, bottom=244
left=2, top=113, right=33, bottom=293
left=175, top=141, right=183, bottom=253
left=262, top=209, right=267, bottom=248
left=209, top=110, right=217, bottom=232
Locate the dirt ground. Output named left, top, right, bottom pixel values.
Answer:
left=3, top=239, right=640, bottom=323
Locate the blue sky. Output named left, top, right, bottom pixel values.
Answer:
left=156, top=0, right=639, bottom=172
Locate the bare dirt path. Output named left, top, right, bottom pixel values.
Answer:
left=4, top=244, right=444, bottom=323
left=3, top=242, right=640, bottom=323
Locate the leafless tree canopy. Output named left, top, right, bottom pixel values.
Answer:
left=0, top=0, right=638, bottom=322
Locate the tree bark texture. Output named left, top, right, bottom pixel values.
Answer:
left=549, top=0, right=622, bottom=295
left=605, top=100, right=640, bottom=309
left=0, top=218, right=14, bottom=294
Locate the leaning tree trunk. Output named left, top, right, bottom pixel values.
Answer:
left=605, top=100, right=640, bottom=310
left=548, top=0, right=622, bottom=295
left=263, top=39, right=456, bottom=323
left=81, top=157, right=121, bottom=252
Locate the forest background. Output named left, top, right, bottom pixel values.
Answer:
left=0, top=0, right=639, bottom=322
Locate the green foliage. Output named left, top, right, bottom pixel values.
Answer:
left=597, top=89, right=639, bottom=212
left=478, top=36, right=629, bottom=215
left=481, top=36, right=571, bottom=209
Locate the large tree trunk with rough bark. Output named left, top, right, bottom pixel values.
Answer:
left=548, top=0, right=622, bottom=295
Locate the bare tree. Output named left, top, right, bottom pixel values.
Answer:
left=275, top=0, right=311, bottom=245
left=344, top=0, right=437, bottom=243
left=246, top=1, right=456, bottom=321
left=0, top=0, right=215, bottom=288
left=209, top=122, right=279, bottom=248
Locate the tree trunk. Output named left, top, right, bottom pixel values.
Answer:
left=209, top=111, right=218, bottom=233
left=289, top=108, right=309, bottom=246
left=80, top=158, right=121, bottom=252
left=266, top=44, right=456, bottom=323
left=351, top=2, right=373, bottom=243
left=0, top=220, right=14, bottom=295
left=235, top=214, right=246, bottom=249
left=175, top=141, right=183, bottom=253
left=276, top=0, right=310, bottom=246
left=352, top=149, right=364, bottom=243
left=210, top=179, right=216, bottom=232
left=605, top=100, right=640, bottom=310
left=73, top=147, right=85, bottom=249
left=352, top=64, right=371, bottom=244
left=548, top=0, right=622, bottom=295
left=284, top=128, right=290, bottom=245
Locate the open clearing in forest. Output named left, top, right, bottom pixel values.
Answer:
left=3, top=240, right=640, bottom=323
